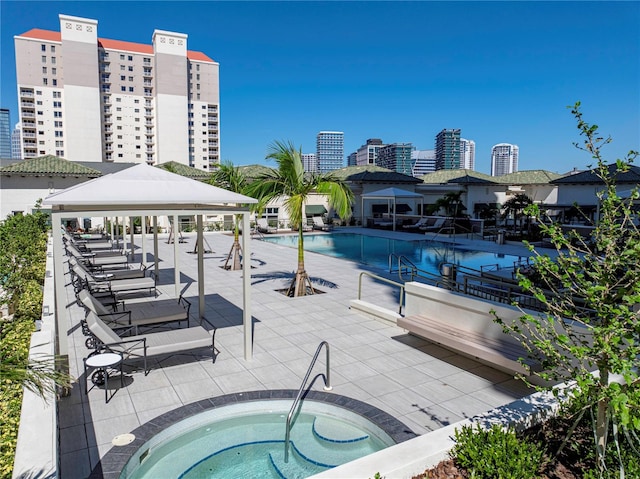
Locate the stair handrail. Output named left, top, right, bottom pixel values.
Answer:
left=284, top=341, right=332, bottom=463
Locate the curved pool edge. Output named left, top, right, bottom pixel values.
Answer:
left=88, top=389, right=417, bottom=479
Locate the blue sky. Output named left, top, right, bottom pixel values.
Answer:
left=1, top=1, right=638, bottom=174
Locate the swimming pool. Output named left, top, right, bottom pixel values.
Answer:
left=118, top=395, right=409, bottom=479
left=261, top=232, right=524, bottom=275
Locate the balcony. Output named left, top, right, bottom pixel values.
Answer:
left=145, top=137, right=155, bottom=145
left=105, top=145, right=113, bottom=152
left=143, top=69, right=152, bottom=77
left=20, top=90, right=34, bottom=98
left=143, top=80, right=152, bottom=87
left=208, top=134, right=218, bottom=139
left=100, top=66, right=110, bottom=73
left=22, top=122, right=36, bottom=129
left=22, top=132, right=36, bottom=138
left=104, top=127, right=113, bottom=133
left=145, top=121, right=154, bottom=126
left=144, top=89, right=153, bottom=97
left=208, top=113, right=218, bottom=119
left=21, top=111, right=35, bottom=118
left=146, top=148, right=154, bottom=154
left=21, top=102, right=35, bottom=109
left=103, top=116, right=112, bottom=124
left=23, top=150, right=38, bottom=158
left=144, top=110, right=154, bottom=118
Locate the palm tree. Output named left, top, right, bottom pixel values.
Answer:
left=208, top=161, right=249, bottom=270
left=502, top=193, right=533, bottom=234
left=246, top=140, right=354, bottom=296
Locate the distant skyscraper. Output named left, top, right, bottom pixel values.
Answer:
left=302, top=153, right=317, bottom=172
left=435, top=129, right=461, bottom=170
left=411, top=149, right=436, bottom=177
left=11, top=123, right=22, bottom=160
left=356, top=138, right=384, bottom=166
left=346, top=151, right=357, bottom=167
left=460, top=138, right=475, bottom=170
left=376, top=143, right=413, bottom=175
left=491, top=143, right=519, bottom=176
left=0, top=109, right=11, bottom=158
left=316, top=131, right=344, bottom=173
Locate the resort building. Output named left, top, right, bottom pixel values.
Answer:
left=13, top=14, right=220, bottom=170
left=375, top=143, right=414, bottom=176
left=411, top=149, right=436, bottom=177
left=316, top=131, right=344, bottom=173
left=0, top=108, right=11, bottom=158
left=355, top=138, right=384, bottom=166
left=460, top=138, right=475, bottom=170
left=435, top=128, right=461, bottom=170
left=302, top=152, right=317, bottom=172
left=491, top=143, right=519, bottom=176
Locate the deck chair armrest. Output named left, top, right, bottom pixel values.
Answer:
left=100, top=337, right=146, bottom=353
left=178, top=295, right=192, bottom=315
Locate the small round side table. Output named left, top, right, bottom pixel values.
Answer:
left=84, top=352, right=123, bottom=403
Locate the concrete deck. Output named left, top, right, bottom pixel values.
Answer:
left=57, top=227, right=538, bottom=478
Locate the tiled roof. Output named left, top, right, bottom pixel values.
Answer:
left=551, top=164, right=640, bottom=184
left=494, top=170, right=564, bottom=184
left=239, top=164, right=274, bottom=181
left=155, top=162, right=211, bottom=180
left=0, top=156, right=101, bottom=176
left=17, top=29, right=215, bottom=62
left=421, top=169, right=496, bottom=185
left=332, top=165, right=421, bottom=183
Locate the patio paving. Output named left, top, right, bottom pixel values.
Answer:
left=58, top=227, right=536, bottom=478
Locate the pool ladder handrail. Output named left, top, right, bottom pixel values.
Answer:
left=284, top=341, right=332, bottom=463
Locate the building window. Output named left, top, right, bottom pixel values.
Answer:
left=116, top=116, right=122, bottom=121
left=118, top=153, right=123, bottom=158
left=54, top=121, right=63, bottom=127
left=41, top=55, right=46, bottom=63
left=36, top=101, right=43, bottom=105
left=116, top=107, right=121, bottom=112
left=120, top=75, right=125, bottom=81
left=51, top=57, right=56, bottom=64
left=196, top=93, right=200, bottom=100
left=53, top=101, right=62, bottom=108
left=128, top=66, right=133, bottom=72
left=52, top=79, right=57, bottom=86
left=51, top=45, right=55, bottom=53
left=117, top=135, right=122, bottom=139
left=120, top=54, right=125, bottom=60
left=128, top=55, right=133, bottom=61
left=129, top=87, right=134, bottom=92
left=121, top=86, right=126, bottom=92
left=51, top=68, right=57, bottom=75
left=41, top=44, right=46, bottom=51
left=196, top=64, right=200, bottom=71
left=56, top=150, right=64, bottom=156
left=55, top=140, right=64, bottom=147
left=55, top=131, right=63, bottom=137
left=42, top=67, right=47, bottom=74
left=54, top=111, right=62, bottom=117
left=36, top=90, right=42, bottom=95
left=120, top=65, right=125, bottom=71
left=128, top=76, right=133, bottom=81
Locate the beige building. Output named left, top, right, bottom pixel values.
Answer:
left=14, top=14, right=220, bottom=170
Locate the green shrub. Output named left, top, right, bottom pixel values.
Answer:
left=451, top=424, right=544, bottom=479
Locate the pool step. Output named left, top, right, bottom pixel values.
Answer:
left=269, top=443, right=330, bottom=479
left=312, top=417, right=369, bottom=444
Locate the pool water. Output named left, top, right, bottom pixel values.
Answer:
left=261, top=232, right=524, bottom=275
left=121, top=400, right=394, bottom=479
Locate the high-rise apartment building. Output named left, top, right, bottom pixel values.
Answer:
left=0, top=109, right=11, bottom=158
left=11, top=123, right=23, bottom=160
left=14, top=14, right=220, bottom=169
left=491, top=143, right=519, bottom=176
left=460, top=138, right=475, bottom=170
left=316, top=131, right=344, bottom=173
left=355, top=138, right=384, bottom=166
left=376, top=143, right=413, bottom=176
left=346, top=152, right=357, bottom=167
left=302, top=153, right=317, bottom=172
left=435, top=129, right=461, bottom=170
left=411, top=149, right=435, bottom=177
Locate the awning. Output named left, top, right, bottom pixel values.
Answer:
left=395, top=203, right=411, bottom=213
left=305, top=205, right=327, bottom=216
left=372, top=204, right=388, bottom=213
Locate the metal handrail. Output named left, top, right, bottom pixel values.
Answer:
left=357, top=271, right=405, bottom=314
left=284, top=341, right=332, bottom=463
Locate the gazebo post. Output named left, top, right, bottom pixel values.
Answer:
left=173, top=214, right=180, bottom=298
left=129, top=216, right=135, bottom=261
left=141, top=215, right=146, bottom=264
left=197, top=215, right=205, bottom=320
left=242, top=212, right=252, bottom=360
left=152, top=216, right=159, bottom=280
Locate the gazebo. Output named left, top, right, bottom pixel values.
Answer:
left=43, top=163, right=258, bottom=363
left=361, top=187, right=424, bottom=231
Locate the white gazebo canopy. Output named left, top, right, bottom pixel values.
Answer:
left=361, top=187, right=424, bottom=231
left=43, top=163, right=258, bottom=361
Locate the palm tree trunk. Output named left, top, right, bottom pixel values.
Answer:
left=286, top=223, right=315, bottom=296
left=223, top=221, right=242, bottom=270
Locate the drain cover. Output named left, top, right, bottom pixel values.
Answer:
left=112, top=433, right=135, bottom=446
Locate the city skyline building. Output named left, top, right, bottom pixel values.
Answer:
left=460, top=138, right=475, bottom=170
left=13, top=14, right=220, bottom=169
left=316, top=131, right=344, bottom=173
left=11, top=123, right=22, bottom=160
left=355, top=138, right=384, bottom=167
left=301, top=152, right=317, bottom=172
left=435, top=128, right=461, bottom=170
left=0, top=108, right=11, bottom=158
left=491, top=143, right=519, bottom=176
left=411, top=149, right=436, bottom=177
left=376, top=142, right=413, bottom=176
left=346, top=151, right=357, bottom=167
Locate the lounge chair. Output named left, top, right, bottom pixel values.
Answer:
left=402, top=217, right=430, bottom=230
left=419, top=217, right=446, bottom=232
left=84, top=311, right=215, bottom=374
left=68, top=255, right=147, bottom=280
left=257, top=218, right=277, bottom=234
left=70, top=263, right=157, bottom=297
left=66, top=243, right=129, bottom=268
left=77, top=289, right=190, bottom=334
left=312, top=216, right=333, bottom=231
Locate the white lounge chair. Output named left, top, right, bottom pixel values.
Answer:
left=257, top=218, right=277, bottom=233
left=84, top=311, right=215, bottom=375
left=70, top=262, right=157, bottom=297
left=312, top=216, right=333, bottom=231
left=402, top=217, right=430, bottom=230
left=419, top=217, right=446, bottom=232
left=77, top=289, right=190, bottom=334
